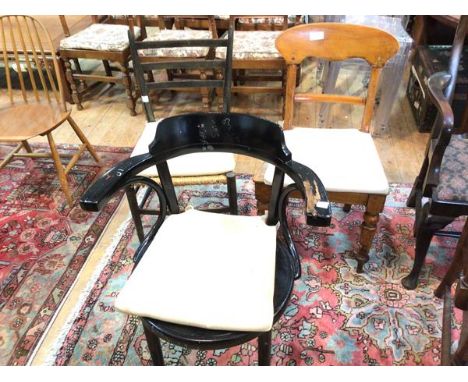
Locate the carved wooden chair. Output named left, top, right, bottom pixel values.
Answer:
left=402, top=16, right=468, bottom=290
left=79, top=112, right=331, bottom=366
left=435, top=219, right=468, bottom=365
left=260, top=23, right=399, bottom=272
left=216, top=16, right=287, bottom=99
left=138, top=16, right=223, bottom=110
left=58, top=15, right=140, bottom=116
left=0, top=15, right=99, bottom=207
left=128, top=22, right=238, bottom=218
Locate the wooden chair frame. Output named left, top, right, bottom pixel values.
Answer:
left=256, top=23, right=400, bottom=271
left=0, top=15, right=99, bottom=206
left=79, top=112, right=331, bottom=366
left=402, top=16, right=468, bottom=290
left=58, top=15, right=140, bottom=116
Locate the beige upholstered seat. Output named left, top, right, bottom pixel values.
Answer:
left=115, top=209, right=277, bottom=331
left=216, top=31, right=281, bottom=60
left=131, top=121, right=236, bottom=177
left=60, top=23, right=141, bottom=51
left=264, top=128, right=389, bottom=195
left=140, top=29, right=212, bottom=58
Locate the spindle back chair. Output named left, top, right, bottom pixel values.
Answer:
left=0, top=15, right=99, bottom=207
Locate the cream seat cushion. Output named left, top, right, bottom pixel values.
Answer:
left=264, top=128, right=389, bottom=195
left=115, top=209, right=277, bottom=331
left=131, top=121, right=236, bottom=177
left=60, top=24, right=141, bottom=51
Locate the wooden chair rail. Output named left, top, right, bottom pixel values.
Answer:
left=294, top=92, right=366, bottom=105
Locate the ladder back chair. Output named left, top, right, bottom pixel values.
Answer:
left=137, top=15, right=225, bottom=110
left=261, top=23, right=399, bottom=272
left=128, top=21, right=238, bottom=218
left=402, top=15, right=468, bottom=290
left=80, top=112, right=331, bottom=366
left=59, top=15, right=140, bottom=116
left=0, top=15, right=100, bottom=207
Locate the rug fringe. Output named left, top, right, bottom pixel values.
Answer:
left=39, top=216, right=132, bottom=365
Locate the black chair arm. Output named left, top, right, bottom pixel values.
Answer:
left=80, top=153, right=155, bottom=212
left=289, top=160, right=332, bottom=227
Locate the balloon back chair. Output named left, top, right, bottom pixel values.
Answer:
left=0, top=15, right=100, bottom=207
left=80, top=112, right=331, bottom=365
left=260, top=23, right=399, bottom=272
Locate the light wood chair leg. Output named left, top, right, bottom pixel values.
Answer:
left=0, top=143, right=23, bottom=170
left=22, top=141, right=33, bottom=153
left=356, top=194, right=386, bottom=273
left=67, top=116, right=100, bottom=164
left=47, top=132, right=73, bottom=207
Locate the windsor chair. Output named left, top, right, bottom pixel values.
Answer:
left=0, top=15, right=99, bottom=207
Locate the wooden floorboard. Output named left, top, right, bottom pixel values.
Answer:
left=21, top=59, right=429, bottom=184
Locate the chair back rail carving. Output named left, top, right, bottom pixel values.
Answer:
left=276, top=23, right=399, bottom=133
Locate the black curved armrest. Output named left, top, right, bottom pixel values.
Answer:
left=80, top=153, right=155, bottom=212
left=289, top=160, right=332, bottom=227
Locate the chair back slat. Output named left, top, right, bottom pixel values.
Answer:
left=0, top=15, right=66, bottom=110
left=129, top=16, right=234, bottom=121
left=277, top=23, right=399, bottom=133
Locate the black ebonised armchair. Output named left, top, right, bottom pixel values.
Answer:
left=80, top=112, right=331, bottom=365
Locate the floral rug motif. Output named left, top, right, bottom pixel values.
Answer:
left=49, top=184, right=463, bottom=366
left=0, top=144, right=131, bottom=365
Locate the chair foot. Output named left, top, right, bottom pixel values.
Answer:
left=258, top=331, right=271, bottom=366
left=226, top=171, right=238, bottom=215
left=343, top=204, right=351, bottom=213
left=401, top=273, right=420, bottom=290
left=143, top=321, right=165, bottom=366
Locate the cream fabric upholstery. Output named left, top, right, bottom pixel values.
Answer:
left=115, top=209, right=277, bottom=331
left=264, top=128, right=389, bottom=195
left=131, top=121, right=236, bottom=177
left=216, top=31, right=281, bottom=60
left=139, top=29, right=212, bottom=58
left=60, top=24, right=141, bottom=51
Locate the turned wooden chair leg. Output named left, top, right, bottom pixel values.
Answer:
left=142, top=321, right=165, bottom=366
left=66, top=116, right=100, bottom=164
left=258, top=331, right=272, bottom=366
left=47, top=132, right=73, bottom=207
left=122, top=61, right=137, bottom=116
left=64, top=58, right=83, bottom=110
left=356, top=194, right=386, bottom=273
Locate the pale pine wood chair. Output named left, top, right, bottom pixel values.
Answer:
left=0, top=15, right=100, bottom=207
left=260, top=23, right=399, bottom=272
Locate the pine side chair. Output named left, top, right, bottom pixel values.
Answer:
left=0, top=15, right=99, bottom=207
left=58, top=15, right=140, bottom=116
left=216, top=16, right=288, bottom=101
left=401, top=15, right=468, bottom=290
left=435, top=219, right=468, bottom=366
left=127, top=21, right=238, bottom=222
left=138, top=15, right=222, bottom=110
left=260, top=23, right=400, bottom=272
left=79, top=112, right=332, bottom=366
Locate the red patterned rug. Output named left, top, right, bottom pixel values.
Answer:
left=45, top=183, right=464, bottom=366
left=0, top=143, right=131, bottom=365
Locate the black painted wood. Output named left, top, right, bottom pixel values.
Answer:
left=80, top=112, right=331, bottom=365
